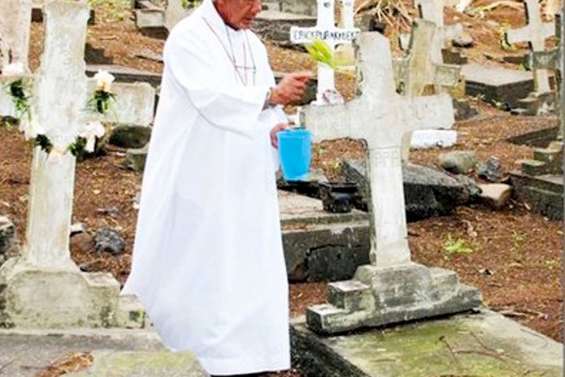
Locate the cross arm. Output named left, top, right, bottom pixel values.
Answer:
left=302, top=100, right=364, bottom=142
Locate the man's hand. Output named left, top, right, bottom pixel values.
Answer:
left=269, top=72, right=312, bottom=106
left=270, top=123, right=288, bottom=149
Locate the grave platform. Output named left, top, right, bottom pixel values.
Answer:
left=462, top=63, right=534, bottom=109
left=509, top=130, right=563, bottom=220
left=291, top=310, right=563, bottom=377
left=280, top=191, right=370, bottom=282
left=511, top=171, right=563, bottom=220
left=0, top=328, right=206, bottom=377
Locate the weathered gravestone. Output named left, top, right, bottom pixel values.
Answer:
left=0, top=0, right=32, bottom=72
left=414, top=0, right=465, bottom=60
left=301, top=32, right=480, bottom=335
left=394, top=19, right=461, bottom=158
left=135, top=0, right=192, bottom=37
left=505, top=0, right=555, bottom=114
left=0, top=1, right=154, bottom=330
left=290, top=0, right=360, bottom=104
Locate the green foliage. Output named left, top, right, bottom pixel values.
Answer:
left=181, top=0, right=202, bottom=9
left=6, top=79, right=31, bottom=121
left=442, top=234, right=474, bottom=257
left=34, top=134, right=53, bottom=154
left=305, top=39, right=342, bottom=70
left=68, top=137, right=88, bottom=158
left=87, top=90, right=116, bottom=115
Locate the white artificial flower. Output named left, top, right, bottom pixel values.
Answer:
left=2, top=63, right=25, bottom=77
left=94, top=70, right=115, bottom=93
left=80, top=121, right=106, bottom=152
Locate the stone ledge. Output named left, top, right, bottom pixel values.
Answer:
left=291, top=310, right=563, bottom=377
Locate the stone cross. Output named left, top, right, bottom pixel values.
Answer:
left=290, top=0, right=360, bottom=103
left=506, top=0, right=555, bottom=94
left=0, top=1, right=154, bottom=329
left=301, top=32, right=480, bottom=334
left=394, top=19, right=461, bottom=160
left=414, top=0, right=464, bottom=62
left=2, top=2, right=154, bottom=269
left=303, top=32, right=454, bottom=267
left=0, top=0, right=33, bottom=72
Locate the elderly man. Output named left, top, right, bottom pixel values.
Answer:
left=122, top=0, right=311, bottom=375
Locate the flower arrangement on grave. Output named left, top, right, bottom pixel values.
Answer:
left=88, top=70, right=117, bottom=115
left=2, top=63, right=31, bottom=122
left=2, top=67, right=114, bottom=158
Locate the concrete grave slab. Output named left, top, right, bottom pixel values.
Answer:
left=462, top=63, right=535, bottom=109
left=279, top=191, right=371, bottom=282
left=0, top=328, right=206, bottom=377
left=511, top=170, right=563, bottom=220
left=291, top=310, right=563, bottom=377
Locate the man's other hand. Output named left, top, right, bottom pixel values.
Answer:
left=270, top=123, right=288, bottom=149
left=270, top=72, right=312, bottom=106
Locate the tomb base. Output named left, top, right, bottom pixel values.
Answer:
left=0, top=257, right=145, bottom=329
left=292, top=310, right=562, bottom=377
left=306, top=262, right=481, bottom=334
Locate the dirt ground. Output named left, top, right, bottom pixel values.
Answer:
left=0, top=0, right=562, bottom=376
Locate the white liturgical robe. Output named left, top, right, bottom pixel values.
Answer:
left=122, top=1, right=290, bottom=374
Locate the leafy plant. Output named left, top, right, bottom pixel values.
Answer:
left=6, top=79, right=31, bottom=121
left=305, top=39, right=342, bottom=70
left=442, top=234, right=474, bottom=257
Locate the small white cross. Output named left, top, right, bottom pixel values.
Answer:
left=290, top=0, right=360, bottom=104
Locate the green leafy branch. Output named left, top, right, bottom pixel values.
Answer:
left=305, top=39, right=348, bottom=71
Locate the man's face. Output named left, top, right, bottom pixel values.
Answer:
left=215, top=0, right=262, bottom=30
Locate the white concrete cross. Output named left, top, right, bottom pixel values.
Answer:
left=290, top=0, right=360, bottom=104
left=0, top=0, right=33, bottom=72
left=506, top=0, right=555, bottom=94
left=414, top=0, right=464, bottom=62
left=394, top=19, right=460, bottom=158
left=0, top=1, right=155, bottom=269
left=302, top=32, right=454, bottom=266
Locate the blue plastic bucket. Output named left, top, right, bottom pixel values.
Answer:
left=278, top=129, right=312, bottom=181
